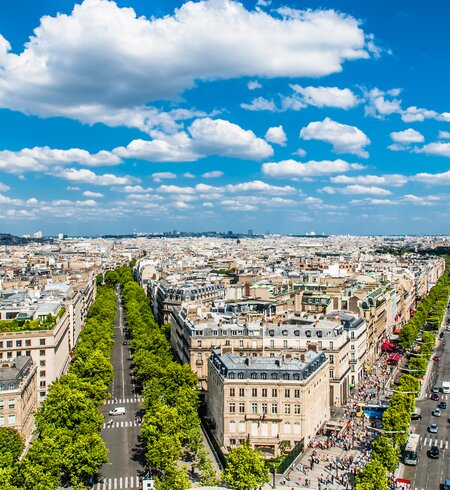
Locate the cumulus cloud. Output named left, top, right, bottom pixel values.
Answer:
left=290, top=85, right=359, bottom=109
left=202, top=170, right=224, bottom=178
left=152, top=172, right=177, bottom=182
left=0, top=0, right=372, bottom=127
left=350, top=198, right=396, bottom=206
left=300, top=118, right=370, bottom=158
left=401, top=106, right=437, bottom=123
left=438, top=131, right=450, bottom=139
left=262, top=159, right=364, bottom=178
left=415, top=142, right=450, bottom=158
left=265, top=126, right=287, bottom=146
left=247, top=80, right=262, bottom=90
left=390, top=128, right=424, bottom=144
left=0, top=182, right=10, bottom=192
left=330, top=174, right=407, bottom=186
left=0, top=146, right=121, bottom=174
left=292, top=148, right=307, bottom=157
left=241, top=97, right=278, bottom=111
left=364, top=88, right=402, bottom=119
left=82, top=190, right=104, bottom=198
left=412, top=170, right=450, bottom=185
left=321, top=185, right=391, bottom=195
left=58, top=168, right=136, bottom=186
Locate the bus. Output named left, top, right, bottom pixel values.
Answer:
left=357, top=403, right=389, bottom=419
left=442, top=381, right=450, bottom=394
left=403, top=434, right=420, bottom=465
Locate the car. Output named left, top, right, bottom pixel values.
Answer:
left=433, top=408, right=442, bottom=417
left=439, top=332, right=445, bottom=339
left=433, top=356, right=441, bottom=361
left=439, top=401, right=447, bottom=410
left=432, top=386, right=440, bottom=393
left=428, top=423, right=438, bottom=433
left=447, top=324, right=450, bottom=331
left=445, top=478, right=450, bottom=490
left=108, top=406, right=126, bottom=416
left=428, top=445, right=440, bottom=458
left=123, top=341, right=127, bottom=345
left=411, top=412, right=422, bottom=420
left=431, top=393, right=440, bottom=401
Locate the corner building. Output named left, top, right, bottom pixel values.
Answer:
left=207, top=348, right=329, bottom=458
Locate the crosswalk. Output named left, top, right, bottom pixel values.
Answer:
left=421, top=437, right=448, bottom=449
left=95, top=476, right=141, bottom=489
left=105, top=396, right=143, bottom=405
left=102, top=420, right=142, bottom=429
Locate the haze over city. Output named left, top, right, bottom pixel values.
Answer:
left=0, top=0, right=449, bottom=235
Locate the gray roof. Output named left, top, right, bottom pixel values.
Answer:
left=0, top=356, right=33, bottom=388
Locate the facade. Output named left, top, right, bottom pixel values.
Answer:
left=207, top=348, right=329, bottom=457
left=0, top=356, right=37, bottom=441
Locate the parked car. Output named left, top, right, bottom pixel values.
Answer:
left=433, top=408, right=442, bottom=417
left=433, top=356, right=441, bottom=361
left=439, top=332, right=445, bottom=339
left=428, top=423, right=438, bottom=433
left=431, top=393, right=440, bottom=401
left=123, top=341, right=128, bottom=345
left=445, top=478, right=450, bottom=490
left=432, top=386, right=440, bottom=393
left=428, top=445, right=440, bottom=458
left=439, top=401, right=447, bottom=410
left=411, top=410, right=422, bottom=420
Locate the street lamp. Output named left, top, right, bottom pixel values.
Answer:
left=367, top=427, right=406, bottom=434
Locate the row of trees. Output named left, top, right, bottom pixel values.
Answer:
left=115, top=266, right=270, bottom=490
left=356, top=261, right=450, bottom=489
left=1, top=286, right=117, bottom=490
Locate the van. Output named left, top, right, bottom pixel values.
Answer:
left=109, top=406, right=126, bottom=416
left=411, top=408, right=421, bottom=420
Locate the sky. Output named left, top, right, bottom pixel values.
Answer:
left=0, top=0, right=449, bottom=236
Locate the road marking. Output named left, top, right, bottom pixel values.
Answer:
left=114, top=478, right=117, bottom=490
left=446, top=440, right=449, bottom=449
left=119, top=477, right=123, bottom=489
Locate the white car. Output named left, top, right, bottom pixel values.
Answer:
left=428, top=424, right=438, bottom=433
left=433, top=408, right=442, bottom=417
left=109, top=406, right=126, bottom=416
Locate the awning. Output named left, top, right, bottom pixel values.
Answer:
left=387, top=353, right=402, bottom=363
left=382, top=341, right=396, bottom=352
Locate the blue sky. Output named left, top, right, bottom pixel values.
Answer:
left=0, top=0, right=449, bottom=235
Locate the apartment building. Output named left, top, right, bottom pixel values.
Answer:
left=207, top=348, right=329, bottom=457
left=0, top=356, right=37, bottom=441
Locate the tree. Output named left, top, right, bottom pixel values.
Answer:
left=371, top=436, right=399, bottom=473
left=0, top=428, right=24, bottom=468
left=355, top=459, right=389, bottom=490
left=223, top=443, right=269, bottom=490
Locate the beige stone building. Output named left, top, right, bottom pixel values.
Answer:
left=0, top=356, right=37, bottom=441
left=207, top=348, right=329, bottom=457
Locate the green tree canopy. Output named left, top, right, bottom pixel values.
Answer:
left=223, top=443, right=270, bottom=490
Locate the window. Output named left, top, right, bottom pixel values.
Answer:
left=283, top=373, right=290, bottom=380
left=294, top=404, right=301, bottom=415
left=262, top=389, right=267, bottom=397
left=16, top=351, right=22, bottom=357
left=351, top=353, right=355, bottom=361
left=0, top=341, right=2, bottom=348
left=330, top=370, right=334, bottom=379
left=6, top=341, right=12, bottom=348
left=8, top=415, right=15, bottom=426
left=8, top=383, right=15, bottom=390
left=250, top=372, right=257, bottom=379
left=197, top=340, right=202, bottom=348
left=25, top=340, right=31, bottom=347
left=229, top=373, right=235, bottom=379
left=271, top=373, right=278, bottom=380
left=8, top=399, right=15, bottom=409
left=197, top=352, right=202, bottom=361
left=39, top=381, right=46, bottom=388
left=262, top=402, right=268, bottom=414
left=239, top=403, right=245, bottom=414
left=6, top=352, right=12, bottom=359
left=329, top=355, right=334, bottom=365
left=283, top=340, right=288, bottom=349
left=239, top=388, right=245, bottom=397
left=284, top=404, right=291, bottom=415
left=285, top=389, right=290, bottom=398
left=25, top=351, right=30, bottom=357
left=225, top=340, right=230, bottom=346
left=238, top=372, right=244, bottom=379
left=0, top=400, right=3, bottom=410
left=261, top=373, right=267, bottom=380
left=272, top=389, right=278, bottom=397
left=39, top=338, right=45, bottom=347
left=239, top=340, right=244, bottom=348
left=230, top=388, right=235, bottom=397
left=39, top=350, right=45, bottom=357
left=40, top=391, right=46, bottom=397
left=293, top=373, right=300, bottom=381
left=0, top=416, right=3, bottom=426
left=294, top=389, right=300, bottom=398
left=252, top=388, right=257, bottom=397
left=329, top=341, right=334, bottom=350
left=229, top=438, right=236, bottom=445
left=270, top=340, right=274, bottom=349
left=0, top=385, right=3, bottom=391
left=40, top=371, right=46, bottom=378
left=251, top=403, right=258, bottom=414
left=16, top=340, right=22, bottom=348
left=271, top=403, right=278, bottom=414
left=229, top=403, right=236, bottom=414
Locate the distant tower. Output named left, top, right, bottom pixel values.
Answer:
left=248, top=229, right=253, bottom=236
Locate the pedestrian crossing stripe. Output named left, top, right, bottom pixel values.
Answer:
left=102, top=420, right=142, bottom=429
left=105, top=397, right=142, bottom=404
left=421, top=437, right=448, bottom=449
left=95, top=476, right=141, bottom=489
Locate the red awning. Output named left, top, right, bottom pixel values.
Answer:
left=382, top=341, right=395, bottom=352
left=387, top=353, right=401, bottom=363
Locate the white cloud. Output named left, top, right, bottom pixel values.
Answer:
left=0, top=182, right=10, bottom=192
left=256, top=0, right=271, bottom=6
left=387, top=143, right=408, bottom=152
left=300, top=118, right=370, bottom=158
left=330, top=174, right=407, bottom=186
left=438, top=131, right=450, bottom=139
left=0, top=0, right=372, bottom=127
left=364, top=88, right=402, bottom=119
left=67, top=186, right=81, bottom=191
left=241, top=97, right=278, bottom=111
left=390, top=128, right=424, bottom=144
left=59, top=168, right=136, bottom=186
left=350, top=198, right=395, bottom=206
left=292, top=148, right=307, bottom=157
left=183, top=172, right=195, bottom=178
left=114, top=185, right=153, bottom=193
left=202, top=170, right=224, bottom=178
left=265, top=126, right=287, bottom=146
left=415, top=142, right=450, bottom=158
left=82, top=190, right=104, bottom=198
left=0, top=146, right=121, bottom=174
left=247, top=80, right=262, bottom=90
left=290, top=85, right=359, bottom=109
left=321, top=185, right=391, bottom=195
left=152, top=172, right=177, bottom=182
left=412, top=171, right=450, bottom=185
left=225, top=181, right=296, bottom=194
left=262, top=159, right=364, bottom=178
left=401, top=194, right=440, bottom=206
left=401, top=106, right=437, bottom=123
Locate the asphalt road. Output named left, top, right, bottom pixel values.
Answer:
left=403, top=312, right=450, bottom=490
left=96, top=288, right=145, bottom=490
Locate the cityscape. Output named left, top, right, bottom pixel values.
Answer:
left=1, top=0, right=450, bottom=490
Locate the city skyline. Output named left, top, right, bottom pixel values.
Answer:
left=0, top=0, right=450, bottom=235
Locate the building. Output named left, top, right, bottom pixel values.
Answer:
left=207, top=348, right=329, bottom=457
left=0, top=356, right=37, bottom=441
